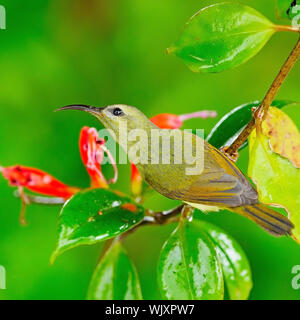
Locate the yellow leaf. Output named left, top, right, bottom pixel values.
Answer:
left=248, top=108, right=300, bottom=243
left=261, top=106, right=300, bottom=168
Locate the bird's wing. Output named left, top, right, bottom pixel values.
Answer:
left=169, top=142, right=258, bottom=207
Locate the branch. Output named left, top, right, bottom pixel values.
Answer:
left=226, top=36, right=300, bottom=157
left=144, top=204, right=185, bottom=225
left=119, top=204, right=185, bottom=240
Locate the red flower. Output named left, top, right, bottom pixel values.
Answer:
left=150, top=113, right=183, bottom=129
left=79, top=126, right=118, bottom=188
left=79, top=126, right=108, bottom=189
left=0, top=165, right=79, bottom=199
left=0, top=126, right=119, bottom=225
left=0, top=165, right=80, bottom=225
left=130, top=163, right=143, bottom=196
left=150, top=110, right=217, bottom=129
left=0, top=127, right=118, bottom=201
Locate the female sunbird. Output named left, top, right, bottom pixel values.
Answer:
left=57, top=104, right=294, bottom=237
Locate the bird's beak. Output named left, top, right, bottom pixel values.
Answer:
left=56, top=104, right=105, bottom=117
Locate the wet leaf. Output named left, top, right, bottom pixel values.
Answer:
left=275, top=0, right=300, bottom=21
left=248, top=110, right=300, bottom=242
left=197, top=221, right=252, bottom=300
left=157, top=220, right=224, bottom=300
left=261, top=106, right=300, bottom=168
left=168, top=3, right=275, bottom=73
left=87, top=241, right=142, bottom=300
left=207, top=101, right=260, bottom=149
left=206, top=100, right=291, bottom=149
left=51, top=188, right=145, bottom=262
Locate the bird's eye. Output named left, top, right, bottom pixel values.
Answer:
left=112, top=108, right=124, bottom=116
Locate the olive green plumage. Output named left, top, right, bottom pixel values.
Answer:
left=58, top=104, right=294, bottom=237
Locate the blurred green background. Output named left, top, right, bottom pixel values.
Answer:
left=0, top=0, right=299, bottom=300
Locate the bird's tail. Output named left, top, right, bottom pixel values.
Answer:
left=233, top=203, right=294, bottom=236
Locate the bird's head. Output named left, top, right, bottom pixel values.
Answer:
left=57, top=104, right=156, bottom=141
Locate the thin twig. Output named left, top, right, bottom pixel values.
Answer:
left=145, top=204, right=185, bottom=225
left=180, top=204, right=194, bottom=222
left=226, top=36, right=300, bottom=157
left=14, top=190, right=65, bottom=205
left=97, top=238, right=118, bottom=263
left=119, top=204, right=184, bottom=240
left=275, top=25, right=300, bottom=33
left=18, top=187, right=29, bottom=226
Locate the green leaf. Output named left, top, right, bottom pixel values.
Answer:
left=207, top=101, right=260, bottom=149
left=248, top=108, right=300, bottom=242
left=157, top=220, right=224, bottom=300
left=206, top=100, right=292, bottom=149
left=196, top=221, right=252, bottom=300
left=87, top=241, right=142, bottom=300
left=51, top=188, right=145, bottom=262
left=275, top=0, right=300, bottom=20
left=168, top=3, right=275, bottom=73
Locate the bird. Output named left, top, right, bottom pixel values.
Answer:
left=57, top=104, right=294, bottom=237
